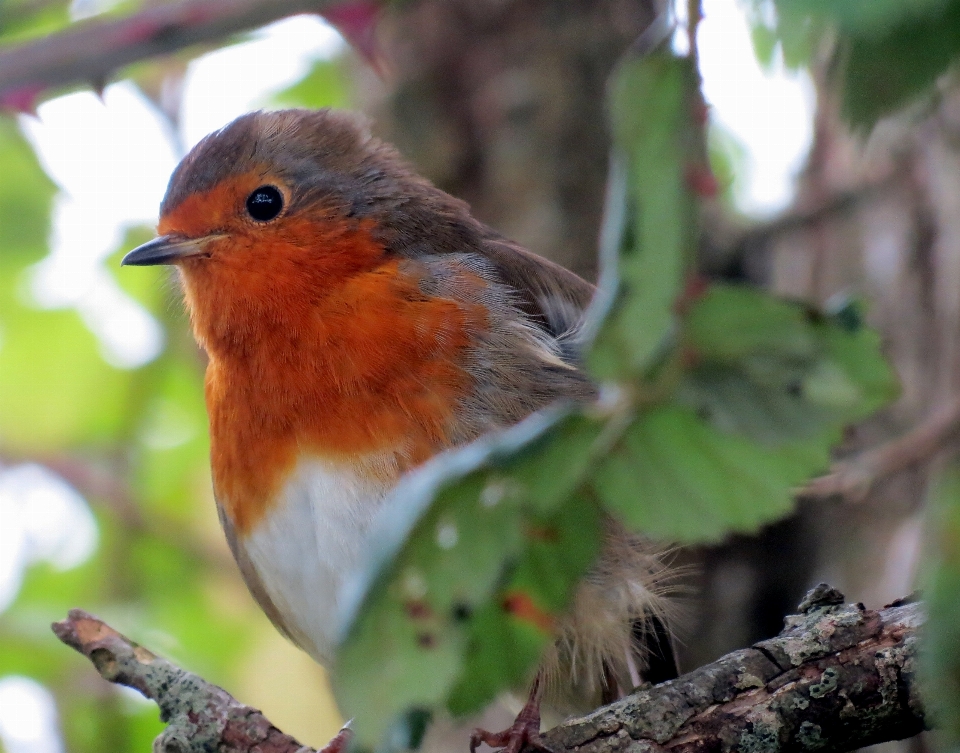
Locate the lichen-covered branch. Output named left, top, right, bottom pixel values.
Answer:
left=51, top=608, right=346, bottom=753
left=544, top=585, right=925, bottom=753
left=0, top=0, right=335, bottom=108
left=53, top=586, right=925, bottom=753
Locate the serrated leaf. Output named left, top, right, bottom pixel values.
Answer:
left=447, top=495, right=602, bottom=716
left=687, top=285, right=817, bottom=361
left=504, top=414, right=607, bottom=512
left=589, top=53, right=699, bottom=379
left=678, top=362, right=830, bottom=443
left=682, top=285, right=898, bottom=444
left=593, top=405, right=827, bottom=541
left=817, top=308, right=898, bottom=416
left=333, top=411, right=606, bottom=748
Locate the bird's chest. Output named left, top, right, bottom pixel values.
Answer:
left=226, top=455, right=395, bottom=665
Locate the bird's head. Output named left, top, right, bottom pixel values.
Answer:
left=123, top=108, right=476, bottom=343
left=122, top=110, right=466, bottom=285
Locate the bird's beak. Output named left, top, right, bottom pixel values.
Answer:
left=121, top=234, right=224, bottom=266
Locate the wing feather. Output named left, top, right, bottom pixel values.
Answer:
left=477, top=234, right=596, bottom=340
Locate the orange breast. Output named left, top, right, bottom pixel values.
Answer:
left=176, top=219, right=487, bottom=535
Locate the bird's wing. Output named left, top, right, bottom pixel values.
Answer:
left=477, top=235, right=596, bottom=340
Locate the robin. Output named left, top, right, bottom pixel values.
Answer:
left=122, top=108, right=677, bottom=753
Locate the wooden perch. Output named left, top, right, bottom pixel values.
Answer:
left=53, top=585, right=925, bottom=753
left=51, top=608, right=347, bottom=753
left=544, top=585, right=925, bottom=753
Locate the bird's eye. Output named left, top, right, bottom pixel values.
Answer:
left=245, top=185, right=284, bottom=222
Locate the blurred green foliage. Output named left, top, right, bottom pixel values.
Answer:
left=273, top=57, right=351, bottom=111
left=0, top=0, right=71, bottom=45
left=749, top=0, right=960, bottom=125
left=925, top=465, right=960, bottom=752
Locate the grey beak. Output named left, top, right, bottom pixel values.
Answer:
left=121, top=234, right=218, bottom=266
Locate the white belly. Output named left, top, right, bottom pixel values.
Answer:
left=240, top=455, right=395, bottom=664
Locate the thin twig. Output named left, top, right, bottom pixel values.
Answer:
left=702, top=172, right=900, bottom=274
left=800, top=397, right=960, bottom=502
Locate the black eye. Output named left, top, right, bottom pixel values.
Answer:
left=246, top=185, right=284, bottom=222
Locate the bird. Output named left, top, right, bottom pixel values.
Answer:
left=122, top=108, right=678, bottom=753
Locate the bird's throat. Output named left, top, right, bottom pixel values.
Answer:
left=183, top=256, right=486, bottom=534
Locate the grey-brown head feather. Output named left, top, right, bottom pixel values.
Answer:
left=162, top=109, right=595, bottom=345
left=164, top=109, right=599, bottom=430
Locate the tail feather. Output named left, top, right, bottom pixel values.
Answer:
left=633, top=612, right=680, bottom=686
left=539, top=517, right=683, bottom=713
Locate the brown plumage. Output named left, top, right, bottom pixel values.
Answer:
left=122, top=108, right=677, bottom=752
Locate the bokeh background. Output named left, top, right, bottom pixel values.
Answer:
left=0, top=0, right=952, bottom=751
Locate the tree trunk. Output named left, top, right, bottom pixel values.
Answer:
left=359, top=0, right=665, bottom=282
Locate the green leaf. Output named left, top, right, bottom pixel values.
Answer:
left=687, top=285, right=817, bottom=362
left=750, top=23, right=779, bottom=69
left=743, top=0, right=819, bottom=70
left=776, top=0, right=950, bottom=33
left=0, top=298, right=136, bottom=450
left=593, top=405, right=827, bottom=541
left=816, top=301, right=899, bottom=416
left=707, top=122, right=748, bottom=206
left=272, top=56, right=350, bottom=110
left=333, top=411, right=606, bottom=748
left=447, top=494, right=602, bottom=715
left=589, top=53, right=699, bottom=379
left=770, top=0, right=960, bottom=126
left=592, top=287, right=896, bottom=542
left=334, top=469, right=523, bottom=749
left=0, top=118, right=57, bottom=264
left=0, top=1, right=71, bottom=49
left=841, top=0, right=960, bottom=126
left=681, top=285, right=897, bottom=443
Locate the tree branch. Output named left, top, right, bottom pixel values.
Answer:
left=0, top=0, right=336, bottom=107
left=701, top=172, right=901, bottom=277
left=799, top=397, right=960, bottom=502
left=544, top=585, right=925, bottom=753
left=52, top=608, right=350, bottom=753
left=53, top=586, right=925, bottom=753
